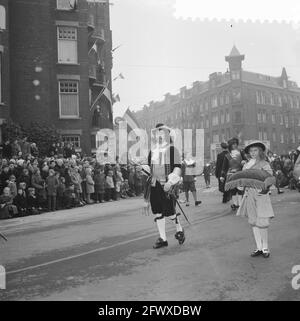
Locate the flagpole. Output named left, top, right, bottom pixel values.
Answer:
left=89, top=80, right=110, bottom=111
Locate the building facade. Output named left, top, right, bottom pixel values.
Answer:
left=134, top=46, right=300, bottom=160
left=8, top=0, right=113, bottom=154
left=0, top=0, right=9, bottom=142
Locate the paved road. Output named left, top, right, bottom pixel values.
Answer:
left=0, top=178, right=299, bottom=301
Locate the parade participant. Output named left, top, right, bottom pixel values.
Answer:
left=220, top=138, right=246, bottom=210
left=215, top=142, right=230, bottom=203
left=143, top=123, right=185, bottom=249
left=182, top=152, right=202, bottom=207
left=236, top=141, right=275, bottom=258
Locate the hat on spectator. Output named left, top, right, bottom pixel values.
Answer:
left=244, top=140, right=266, bottom=154
left=220, top=142, right=228, bottom=149
left=17, top=159, right=25, bottom=166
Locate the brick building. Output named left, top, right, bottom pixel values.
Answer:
left=7, top=0, right=113, bottom=154
left=0, top=0, right=9, bottom=142
left=134, top=46, right=300, bottom=160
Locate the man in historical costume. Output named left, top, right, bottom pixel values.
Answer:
left=143, top=123, right=186, bottom=249
left=215, top=142, right=230, bottom=203
left=220, top=138, right=247, bottom=210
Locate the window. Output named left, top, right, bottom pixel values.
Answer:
left=289, top=96, right=293, bottom=108
left=0, top=5, right=5, bottom=30
left=62, top=135, right=80, bottom=148
left=256, top=91, right=261, bottom=104
left=280, top=133, right=284, bottom=143
left=272, top=131, right=276, bottom=142
left=292, top=133, right=295, bottom=144
left=205, top=117, right=209, bottom=128
left=231, top=70, right=240, bottom=80
left=226, top=110, right=230, bottom=123
left=257, top=112, right=261, bottom=122
left=263, top=131, right=268, bottom=140
left=259, top=131, right=263, bottom=140
left=235, top=111, right=241, bottom=123
left=285, top=116, right=289, bottom=127
left=204, top=99, right=209, bottom=110
left=220, top=93, right=224, bottom=106
left=275, top=95, right=282, bottom=107
left=270, top=93, right=274, bottom=105
left=57, top=0, right=77, bottom=10
left=225, top=92, right=230, bottom=104
left=57, top=26, right=78, bottom=64
left=280, top=115, right=283, bottom=125
left=220, top=112, right=225, bottom=124
left=213, top=133, right=219, bottom=143
left=262, top=112, right=266, bottom=123
left=211, top=95, right=218, bottom=108
left=260, top=92, right=265, bottom=104
left=232, top=88, right=241, bottom=103
left=199, top=101, right=203, bottom=112
left=59, top=81, right=79, bottom=118
left=212, top=113, right=219, bottom=126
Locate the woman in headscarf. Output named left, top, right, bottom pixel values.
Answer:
left=236, top=141, right=275, bottom=258
left=220, top=138, right=247, bottom=210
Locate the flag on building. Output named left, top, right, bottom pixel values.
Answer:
left=90, top=81, right=111, bottom=110
left=123, top=108, right=141, bottom=135
left=112, top=93, right=120, bottom=104
left=102, top=87, right=112, bottom=104
left=89, top=41, right=98, bottom=54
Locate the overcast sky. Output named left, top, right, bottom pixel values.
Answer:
left=110, top=0, right=300, bottom=118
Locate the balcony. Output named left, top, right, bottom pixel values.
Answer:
left=91, top=26, right=105, bottom=42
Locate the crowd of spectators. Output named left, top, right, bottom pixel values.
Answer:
left=0, top=138, right=146, bottom=220
left=266, top=148, right=300, bottom=192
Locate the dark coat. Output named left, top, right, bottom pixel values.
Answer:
left=1, top=143, right=12, bottom=159
left=215, top=150, right=228, bottom=178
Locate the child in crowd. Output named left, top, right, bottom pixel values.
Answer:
left=46, top=169, right=59, bottom=211
left=57, top=176, right=66, bottom=210
left=13, top=186, right=28, bottom=216
left=94, top=167, right=106, bottom=203
left=85, top=167, right=95, bottom=204
left=65, top=184, right=79, bottom=208
left=7, top=175, right=17, bottom=198
left=121, top=179, right=129, bottom=198
left=31, top=168, right=46, bottom=210
left=27, top=187, right=39, bottom=215
left=105, top=170, right=115, bottom=201
left=114, top=167, right=124, bottom=200
left=0, top=187, right=18, bottom=219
